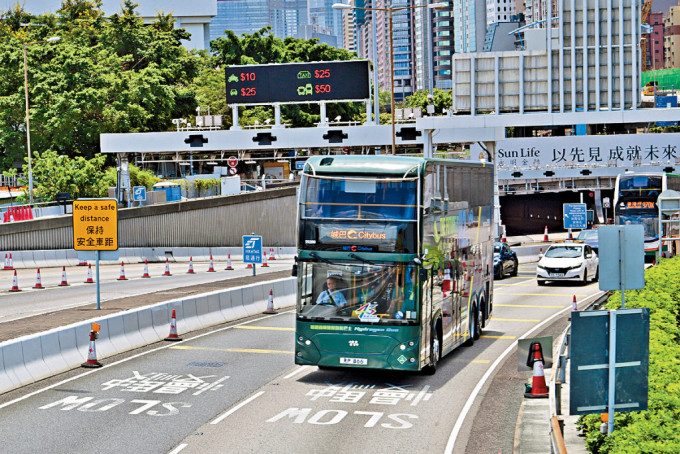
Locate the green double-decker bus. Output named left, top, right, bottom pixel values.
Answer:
left=294, top=155, right=494, bottom=374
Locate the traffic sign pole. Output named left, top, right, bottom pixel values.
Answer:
left=607, top=311, right=617, bottom=434
left=96, top=250, right=101, bottom=310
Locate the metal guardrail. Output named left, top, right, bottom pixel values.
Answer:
left=548, top=290, right=611, bottom=453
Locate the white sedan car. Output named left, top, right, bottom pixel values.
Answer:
left=536, top=243, right=599, bottom=285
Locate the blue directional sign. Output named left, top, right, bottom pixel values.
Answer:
left=563, top=203, right=587, bottom=229
left=242, top=235, right=263, bottom=264
left=133, top=186, right=146, bottom=202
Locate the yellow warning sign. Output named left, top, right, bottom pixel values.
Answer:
left=73, top=199, right=118, bottom=251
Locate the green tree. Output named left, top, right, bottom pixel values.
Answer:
left=404, top=88, right=452, bottom=115
left=25, top=149, right=106, bottom=201
left=98, top=163, right=160, bottom=196
left=0, top=0, right=201, bottom=169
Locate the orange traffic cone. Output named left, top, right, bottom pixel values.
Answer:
left=141, top=259, right=151, bottom=278
left=225, top=253, right=234, bottom=270
left=269, top=247, right=276, bottom=260
left=262, top=251, right=269, bottom=267
left=524, top=342, right=549, bottom=398
left=263, top=289, right=278, bottom=314
left=207, top=254, right=216, bottom=272
left=84, top=264, right=95, bottom=283
left=9, top=270, right=21, bottom=292
left=543, top=225, right=549, bottom=242
left=81, top=323, right=103, bottom=368
left=58, top=266, right=69, bottom=286
left=187, top=257, right=195, bottom=274
left=165, top=309, right=182, bottom=341
left=33, top=268, right=44, bottom=289
left=572, top=295, right=578, bottom=311
left=163, top=258, right=172, bottom=276
left=117, top=261, right=128, bottom=280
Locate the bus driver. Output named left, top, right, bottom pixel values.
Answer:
left=316, top=276, right=348, bottom=307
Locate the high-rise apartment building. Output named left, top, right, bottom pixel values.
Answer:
left=341, top=1, right=357, bottom=52
left=665, top=4, right=680, bottom=68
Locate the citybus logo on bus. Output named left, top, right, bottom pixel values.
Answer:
left=329, top=229, right=386, bottom=240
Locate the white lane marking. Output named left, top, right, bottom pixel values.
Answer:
left=167, top=443, right=188, bottom=454
left=0, top=311, right=293, bottom=410
left=444, top=294, right=594, bottom=453
left=284, top=366, right=311, bottom=380
left=210, top=391, right=265, bottom=425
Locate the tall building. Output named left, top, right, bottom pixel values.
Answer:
left=308, top=0, right=344, bottom=44
left=208, top=0, right=307, bottom=43
left=454, top=0, right=489, bottom=52
left=413, top=1, right=454, bottom=91
left=210, top=0, right=269, bottom=42
left=341, top=1, right=357, bottom=52
left=665, top=4, right=680, bottom=68
left=647, top=12, right=664, bottom=70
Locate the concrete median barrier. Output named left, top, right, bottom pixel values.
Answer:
left=0, top=277, right=296, bottom=395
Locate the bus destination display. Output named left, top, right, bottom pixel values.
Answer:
left=225, top=60, right=370, bottom=104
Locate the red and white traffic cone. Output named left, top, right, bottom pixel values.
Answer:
left=163, top=258, right=172, bottom=276
left=117, top=261, right=128, bottom=280
left=568, top=228, right=573, bottom=240
left=269, top=247, right=276, bottom=260
left=8, top=253, right=13, bottom=270
left=572, top=295, right=578, bottom=311
left=141, top=259, right=151, bottom=278
left=77, top=258, right=88, bottom=266
left=81, top=323, right=103, bottom=368
left=187, top=257, right=195, bottom=274
left=543, top=225, right=549, bottom=242
left=207, top=254, right=216, bottom=272
left=9, top=270, right=20, bottom=292
left=3, top=253, right=12, bottom=270
left=262, top=251, right=269, bottom=267
left=225, top=253, right=234, bottom=270
left=33, top=268, right=45, bottom=289
left=59, top=266, right=69, bottom=286
left=165, top=309, right=182, bottom=341
left=84, top=264, right=95, bottom=283
left=524, top=342, right=549, bottom=398
left=263, top=289, right=278, bottom=314
left=246, top=263, right=252, bottom=269
left=501, top=227, right=507, bottom=243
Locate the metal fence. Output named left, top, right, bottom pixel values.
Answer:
left=0, top=187, right=297, bottom=251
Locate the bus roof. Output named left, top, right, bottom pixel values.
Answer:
left=303, top=155, right=483, bottom=176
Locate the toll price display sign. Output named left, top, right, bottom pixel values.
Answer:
left=225, top=60, right=370, bottom=104
left=73, top=199, right=118, bottom=251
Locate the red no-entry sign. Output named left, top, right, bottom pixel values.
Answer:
left=228, top=156, right=238, bottom=167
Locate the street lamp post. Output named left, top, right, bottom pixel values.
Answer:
left=333, top=2, right=446, bottom=155
left=23, top=36, right=60, bottom=205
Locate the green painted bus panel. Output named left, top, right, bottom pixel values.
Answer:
left=295, top=322, right=421, bottom=370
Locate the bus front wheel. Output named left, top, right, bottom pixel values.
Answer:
left=465, top=303, right=480, bottom=347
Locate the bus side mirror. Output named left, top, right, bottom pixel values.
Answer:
left=291, top=256, right=298, bottom=277
left=419, top=268, right=428, bottom=281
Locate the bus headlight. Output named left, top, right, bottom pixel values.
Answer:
left=305, top=340, right=311, bottom=345
left=400, top=344, right=406, bottom=350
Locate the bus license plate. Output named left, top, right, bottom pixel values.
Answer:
left=340, top=357, right=367, bottom=365
left=549, top=273, right=564, bottom=278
